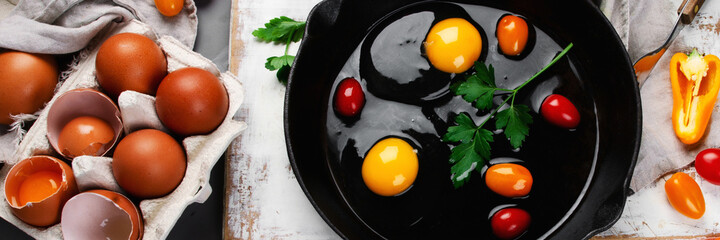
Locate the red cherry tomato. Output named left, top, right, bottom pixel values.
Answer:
left=665, top=172, right=705, bottom=219
left=541, top=94, right=580, bottom=129
left=496, top=15, right=529, bottom=56
left=491, top=208, right=531, bottom=239
left=334, top=78, right=365, bottom=117
left=696, top=148, right=720, bottom=185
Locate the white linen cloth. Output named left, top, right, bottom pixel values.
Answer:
left=603, top=0, right=720, bottom=192
left=0, top=0, right=197, bottom=54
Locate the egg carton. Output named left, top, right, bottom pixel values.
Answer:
left=0, top=19, right=246, bottom=239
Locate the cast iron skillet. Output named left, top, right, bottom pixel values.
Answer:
left=285, top=0, right=641, bottom=239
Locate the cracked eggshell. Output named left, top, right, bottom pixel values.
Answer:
left=4, top=156, right=78, bottom=227
left=46, top=89, right=123, bottom=160
left=61, top=189, right=143, bottom=240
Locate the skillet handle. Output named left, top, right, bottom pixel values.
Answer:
left=677, top=0, right=706, bottom=24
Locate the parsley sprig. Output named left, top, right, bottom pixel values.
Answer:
left=253, top=16, right=306, bottom=84
left=443, top=43, right=574, bottom=188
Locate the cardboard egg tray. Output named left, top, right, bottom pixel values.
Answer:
left=0, top=20, right=246, bottom=239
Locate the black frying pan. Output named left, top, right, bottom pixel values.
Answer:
left=285, top=0, right=640, bottom=239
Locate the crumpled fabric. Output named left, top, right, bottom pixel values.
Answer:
left=603, top=0, right=720, bottom=192
left=0, top=0, right=197, bottom=54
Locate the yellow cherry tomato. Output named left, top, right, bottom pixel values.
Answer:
left=425, top=18, right=482, bottom=73
left=485, top=163, right=533, bottom=198
left=496, top=15, right=529, bottom=56
left=155, top=0, right=183, bottom=17
left=665, top=172, right=705, bottom=219
left=362, top=138, right=419, bottom=196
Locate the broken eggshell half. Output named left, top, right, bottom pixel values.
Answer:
left=61, top=189, right=143, bottom=240
left=46, top=88, right=123, bottom=160
left=4, top=155, right=78, bottom=227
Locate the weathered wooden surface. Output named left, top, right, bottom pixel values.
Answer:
left=225, top=0, right=720, bottom=238
left=225, top=0, right=337, bottom=239
left=594, top=169, right=720, bottom=239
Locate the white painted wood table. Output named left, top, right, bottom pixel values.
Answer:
left=224, top=0, right=720, bottom=239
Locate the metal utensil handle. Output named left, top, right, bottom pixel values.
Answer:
left=661, top=0, right=699, bottom=55
left=634, top=0, right=706, bottom=86
left=678, top=0, right=706, bottom=24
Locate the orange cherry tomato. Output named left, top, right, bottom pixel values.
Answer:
left=496, top=15, right=529, bottom=56
left=485, top=163, right=533, bottom=198
left=665, top=172, right=705, bottom=219
left=154, top=0, right=183, bottom=17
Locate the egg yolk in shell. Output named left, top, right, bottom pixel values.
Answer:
left=425, top=18, right=482, bottom=73
left=362, top=138, right=419, bottom=196
left=17, top=171, right=62, bottom=206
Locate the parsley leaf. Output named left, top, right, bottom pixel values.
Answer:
left=473, top=61, right=495, bottom=86
left=276, top=65, right=291, bottom=85
left=253, top=16, right=306, bottom=84
left=443, top=43, right=574, bottom=188
left=443, top=113, right=494, bottom=188
left=495, top=104, right=533, bottom=149
left=472, top=128, right=494, bottom=161
left=443, top=113, right=478, bottom=143
left=265, top=55, right=295, bottom=71
left=252, top=16, right=306, bottom=43
left=449, top=142, right=481, bottom=188
left=452, top=63, right=498, bottom=111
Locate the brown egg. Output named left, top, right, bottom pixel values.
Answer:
left=112, top=129, right=186, bottom=198
left=155, top=67, right=229, bottom=136
left=61, top=190, right=143, bottom=240
left=46, top=89, right=124, bottom=160
left=0, top=51, right=58, bottom=125
left=96, top=33, right=167, bottom=99
left=57, top=116, right=115, bottom=159
left=4, top=156, right=78, bottom=227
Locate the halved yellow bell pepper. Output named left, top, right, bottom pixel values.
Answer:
left=670, top=49, right=720, bottom=145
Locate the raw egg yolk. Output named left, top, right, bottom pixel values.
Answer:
left=17, top=171, right=62, bottom=206
left=425, top=18, right=482, bottom=73
left=362, top=138, right=419, bottom=196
